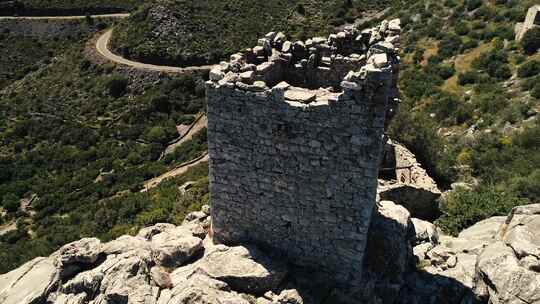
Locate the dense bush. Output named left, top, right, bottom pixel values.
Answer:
left=104, top=75, right=128, bottom=98
left=521, top=27, right=540, bottom=55
left=457, top=70, right=482, bottom=85
left=438, top=34, right=462, bottom=58
left=532, top=82, right=540, bottom=99
left=518, top=60, right=540, bottom=78
left=472, top=47, right=512, bottom=79
left=454, top=22, right=470, bottom=36
left=465, top=0, right=482, bottom=11
left=110, top=0, right=392, bottom=66
left=436, top=187, right=525, bottom=235
left=0, top=30, right=101, bottom=89
left=2, top=194, right=20, bottom=213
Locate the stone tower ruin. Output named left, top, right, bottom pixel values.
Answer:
left=206, top=19, right=401, bottom=286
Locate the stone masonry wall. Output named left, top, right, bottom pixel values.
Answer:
left=206, top=19, right=401, bottom=286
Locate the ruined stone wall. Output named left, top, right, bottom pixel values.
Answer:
left=515, top=5, right=540, bottom=41
left=206, top=19, right=401, bottom=286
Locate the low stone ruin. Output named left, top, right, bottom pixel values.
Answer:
left=378, top=140, right=441, bottom=221
left=515, top=5, right=540, bottom=41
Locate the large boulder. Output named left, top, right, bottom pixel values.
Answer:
left=402, top=209, right=510, bottom=304
left=0, top=218, right=211, bottom=304
left=167, top=273, right=251, bottom=304
left=378, top=181, right=441, bottom=221
left=151, top=228, right=204, bottom=268
left=171, top=244, right=288, bottom=295
left=0, top=257, right=58, bottom=304
left=474, top=204, right=540, bottom=304
left=458, top=216, right=506, bottom=242
left=411, top=218, right=439, bottom=246
left=53, top=238, right=103, bottom=280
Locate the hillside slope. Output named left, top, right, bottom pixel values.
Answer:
left=0, top=41, right=209, bottom=273
left=389, top=0, right=540, bottom=234
left=0, top=0, right=143, bottom=16
left=110, top=0, right=393, bottom=66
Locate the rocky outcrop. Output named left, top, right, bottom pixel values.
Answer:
left=0, top=205, right=287, bottom=304
left=2, top=201, right=540, bottom=304
left=474, top=204, right=540, bottom=304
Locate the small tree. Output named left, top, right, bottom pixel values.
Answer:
left=517, top=60, right=540, bottom=78
left=521, top=27, right=540, bottom=55
left=2, top=194, right=19, bottom=213
left=105, top=76, right=128, bottom=98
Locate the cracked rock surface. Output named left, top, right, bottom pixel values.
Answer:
left=0, top=205, right=288, bottom=304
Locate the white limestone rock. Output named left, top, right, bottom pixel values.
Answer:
left=473, top=204, right=540, bottom=303
left=151, top=228, right=203, bottom=268
left=411, top=218, right=439, bottom=246
left=209, top=68, right=225, bottom=82
left=168, top=273, right=251, bottom=304
left=0, top=257, right=58, bottom=304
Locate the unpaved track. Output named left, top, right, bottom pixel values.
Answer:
left=0, top=13, right=130, bottom=20
left=96, top=29, right=214, bottom=73
left=142, top=153, right=209, bottom=192
left=163, top=115, right=208, bottom=156
left=4, top=13, right=213, bottom=189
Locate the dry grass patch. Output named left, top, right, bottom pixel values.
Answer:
left=442, top=42, right=492, bottom=94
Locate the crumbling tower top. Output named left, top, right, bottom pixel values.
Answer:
left=206, top=19, right=401, bottom=286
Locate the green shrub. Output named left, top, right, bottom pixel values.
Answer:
left=518, top=60, right=540, bottom=78
left=454, top=22, right=470, bottom=36
left=104, top=75, right=128, bottom=98
left=2, top=194, right=19, bottom=213
left=532, top=82, right=540, bottom=99
left=521, top=27, right=540, bottom=55
left=435, top=64, right=456, bottom=79
left=521, top=76, right=540, bottom=91
left=508, top=169, right=540, bottom=203
left=472, top=48, right=511, bottom=79
left=436, top=187, right=525, bottom=235
left=429, top=93, right=460, bottom=122
left=461, top=38, right=479, bottom=51
left=458, top=70, right=481, bottom=85
left=465, top=0, right=482, bottom=11
left=438, top=34, right=462, bottom=58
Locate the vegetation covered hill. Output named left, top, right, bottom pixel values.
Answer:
left=389, top=0, right=540, bottom=234
left=0, top=39, right=209, bottom=272
left=110, top=0, right=393, bottom=66
left=0, top=18, right=110, bottom=90
left=0, top=0, right=143, bottom=15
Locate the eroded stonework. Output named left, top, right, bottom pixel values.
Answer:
left=206, top=19, right=401, bottom=286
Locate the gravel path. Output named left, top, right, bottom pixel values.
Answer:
left=96, top=29, right=214, bottom=73
left=142, top=153, right=209, bottom=192
left=4, top=14, right=213, bottom=190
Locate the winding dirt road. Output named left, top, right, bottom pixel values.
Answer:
left=5, top=13, right=212, bottom=189
left=163, top=115, right=208, bottom=157
left=96, top=29, right=214, bottom=73
left=142, top=153, right=209, bottom=192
